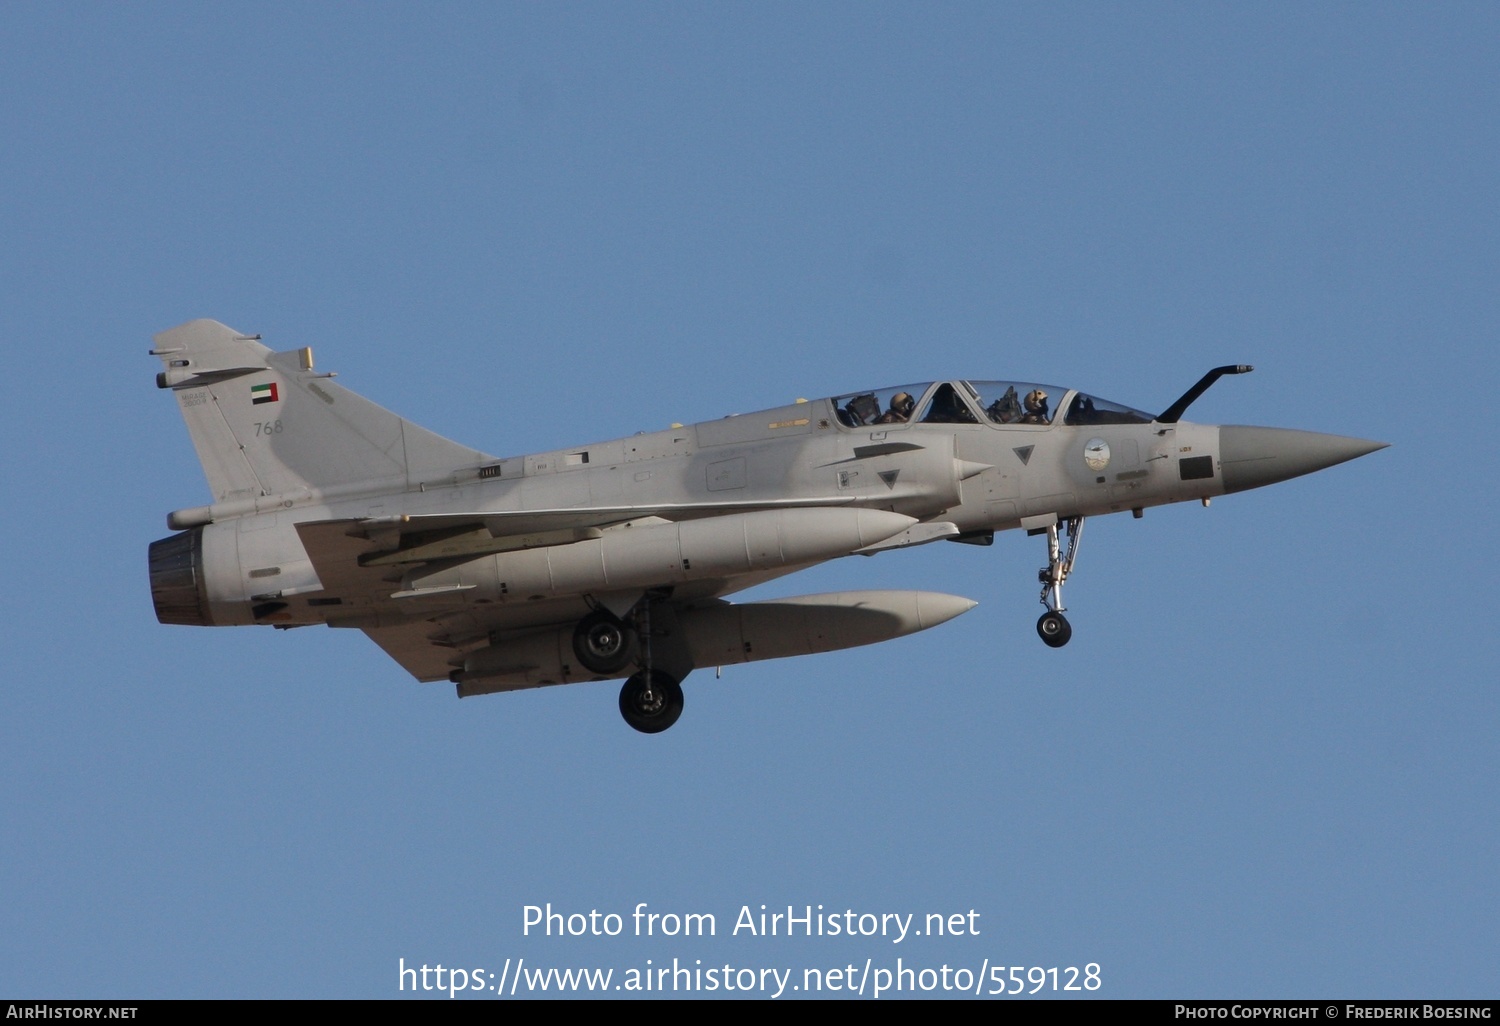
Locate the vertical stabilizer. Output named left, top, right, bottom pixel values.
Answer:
left=152, top=319, right=493, bottom=504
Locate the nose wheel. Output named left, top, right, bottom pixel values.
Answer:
left=1034, top=516, right=1083, bottom=647
left=1036, top=610, right=1072, bottom=647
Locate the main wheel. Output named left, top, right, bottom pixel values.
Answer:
left=1037, top=610, right=1072, bottom=648
left=572, top=610, right=636, bottom=674
left=618, top=670, right=684, bottom=734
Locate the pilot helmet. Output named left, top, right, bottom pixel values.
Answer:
left=892, top=392, right=914, bottom=415
left=1025, top=389, right=1048, bottom=412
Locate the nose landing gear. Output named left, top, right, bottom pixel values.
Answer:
left=1035, top=516, right=1083, bottom=648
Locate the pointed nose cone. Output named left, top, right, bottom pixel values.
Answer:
left=1219, top=426, right=1388, bottom=494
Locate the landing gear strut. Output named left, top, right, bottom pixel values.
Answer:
left=616, top=592, right=685, bottom=733
left=1036, top=516, right=1083, bottom=648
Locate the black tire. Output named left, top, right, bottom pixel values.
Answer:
left=618, top=670, right=684, bottom=734
left=572, top=610, right=636, bottom=674
left=1037, top=610, right=1072, bottom=648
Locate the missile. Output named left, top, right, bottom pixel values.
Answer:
left=455, top=589, right=977, bottom=695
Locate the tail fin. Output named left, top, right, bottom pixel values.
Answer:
left=153, top=319, right=493, bottom=505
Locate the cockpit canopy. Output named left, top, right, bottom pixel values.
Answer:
left=831, top=380, right=1153, bottom=429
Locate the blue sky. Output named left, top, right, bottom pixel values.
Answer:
left=2, top=3, right=1495, bottom=999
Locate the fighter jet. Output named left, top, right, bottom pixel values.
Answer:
left=147, top=320, right=1385, bottom=733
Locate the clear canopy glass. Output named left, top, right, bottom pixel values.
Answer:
left=829, top=380, right=1154, bottom=429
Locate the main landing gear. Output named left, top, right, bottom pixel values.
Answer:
left=573, top=595, right=686, bottom=733
left=619, top=669, right=684, bottom=734
left=572, top=609, right=636, bottom=674
left=1035, top=516, right=1083, bottom=648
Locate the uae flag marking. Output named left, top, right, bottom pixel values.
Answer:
left=251, top=382, right=279, bottom=405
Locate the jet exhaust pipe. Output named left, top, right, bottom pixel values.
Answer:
left=453, top=589, right=977, bottom=696
left=148, top=528, right=213, bottom=626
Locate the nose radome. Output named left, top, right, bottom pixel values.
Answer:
left=1219, top=426, right=1388, bottom=494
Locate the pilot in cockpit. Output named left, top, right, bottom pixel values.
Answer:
left=876, top=391, right=916, bottom=424
left=1021, top=389, right=1050, bottom=424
